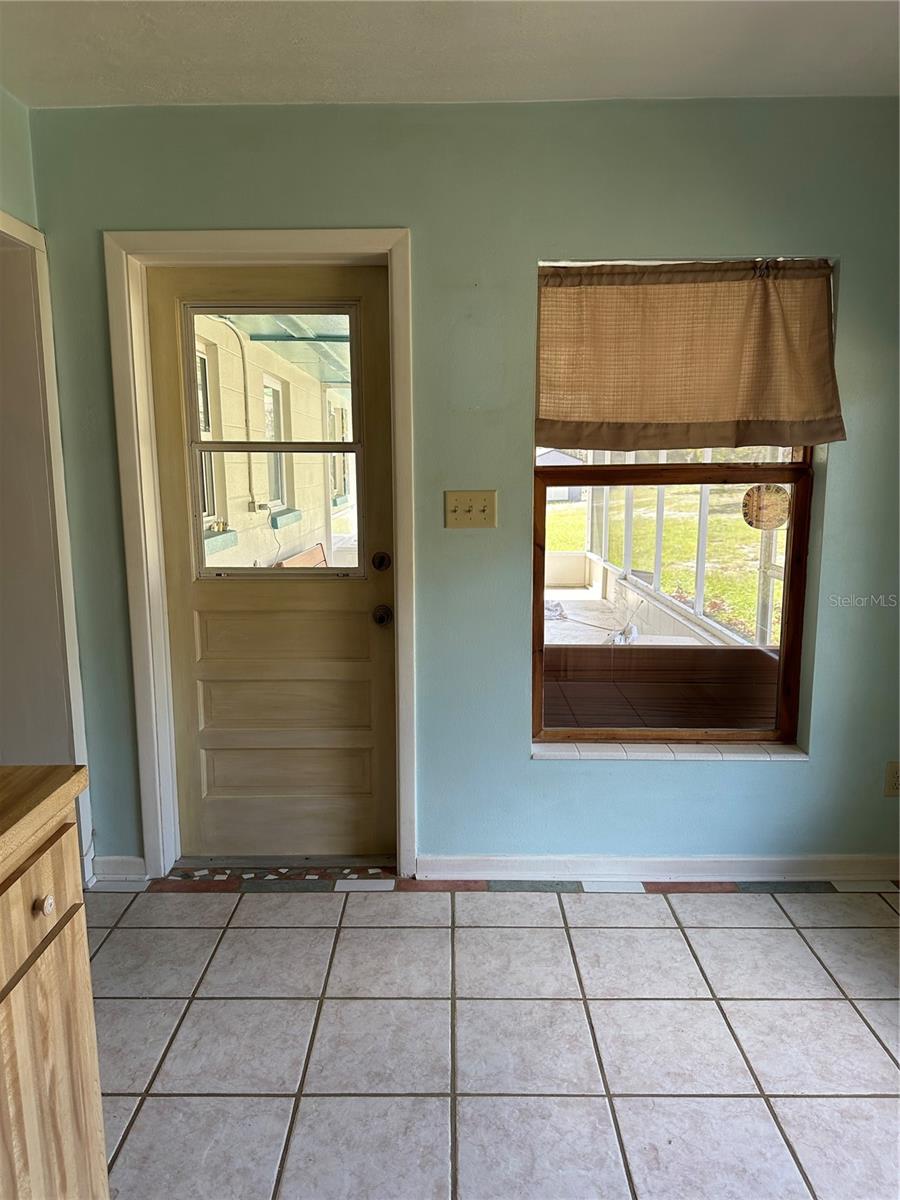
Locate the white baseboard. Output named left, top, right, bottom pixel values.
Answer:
left=92, top=855, right=149, bottom=881
left=415, top=854, right=900, bottom=882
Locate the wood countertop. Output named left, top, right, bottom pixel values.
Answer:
left=0, top=765, right=88, bottom=867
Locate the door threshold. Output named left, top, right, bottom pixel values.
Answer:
left=175, top=855, right=397, bottom=869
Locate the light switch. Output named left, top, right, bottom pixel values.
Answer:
left=444, top=490, right=498, bottom=528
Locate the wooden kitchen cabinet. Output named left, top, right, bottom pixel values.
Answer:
left=0, top=766, right=108, bottom=1199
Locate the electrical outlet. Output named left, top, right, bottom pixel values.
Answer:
left=444, top=490, right=498, bottom=528
left=884, top=760, right=900, bottom=798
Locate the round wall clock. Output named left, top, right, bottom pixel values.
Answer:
left=741, top=483, right=791, bottom=530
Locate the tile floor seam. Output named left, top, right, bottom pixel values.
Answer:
left=102, top=920, right=896, bottom=931
left=94, top=990, right=896, bottom=1002
left=96, top=1088, right=900, bottom=1099
left=94, top=892, right=898, bottom=1194
left=269, top=890, right=348, bottom=1200
left=662, top=894, right=820, bottom=1200
left=769, top=893, right=900, bottom=1069
left=450, top=891, right=459, bottom=1200
left=87, top=889, right=140, bottom=955
left=104, top=895, right=240, bottom=1174
left=557, top=890, right=639, bottom=1200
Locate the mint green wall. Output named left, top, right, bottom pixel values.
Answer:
left=0, top=87, right=36, bottom=225
left=29, top=99, right=898, bottom=861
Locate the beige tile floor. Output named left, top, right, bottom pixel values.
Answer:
left=86, top=887, right=900, bottom=1200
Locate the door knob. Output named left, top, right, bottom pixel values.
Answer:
left=372, top=551, right=392, bottom=572
left=372, top=605, right=394, bottom=627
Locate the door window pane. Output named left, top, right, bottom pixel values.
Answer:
left=198, top=451, right=359, bottom=570
left=191, top=312, right=355, bottom=442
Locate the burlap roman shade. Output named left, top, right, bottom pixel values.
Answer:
left=536, top=259, right=844, bottom=450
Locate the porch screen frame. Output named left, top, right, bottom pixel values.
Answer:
left=532, top=452, right=813, bottom=743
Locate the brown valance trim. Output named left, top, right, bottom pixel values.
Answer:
left=538, top=259, right=833, bottom=287
left=536, top=416, right=846, bottom=453
left=536, top=258, right=844, bottom=451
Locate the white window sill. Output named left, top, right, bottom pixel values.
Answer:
left=532, top=742, right=809, bottom=762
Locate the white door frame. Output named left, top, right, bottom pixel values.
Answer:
left=0, top=209, right=94, bottom=882
left=103, top=229, right=415, bottom=879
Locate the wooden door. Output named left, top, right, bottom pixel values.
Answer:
left=0, top=913, right=109, bottom=1199
left=147, top=266, right=395, bottom=855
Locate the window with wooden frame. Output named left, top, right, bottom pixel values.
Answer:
left=195, top=350, right=217, bottom=520
left=262, top=377, right=286, bottom=508
left=532, top=259, right=844, bottom=744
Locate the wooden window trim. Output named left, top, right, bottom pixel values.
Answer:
left=532, top=456, right=813, bottom=743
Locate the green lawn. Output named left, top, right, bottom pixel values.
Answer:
left=546, top=488, right=780, bottom=642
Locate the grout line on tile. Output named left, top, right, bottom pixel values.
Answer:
left=103, top=894, right=239, bottom=1173
left=269, top=891, right=347, bottom=1200
left=449, top=892, right=459, bottom=1200
left=769, top=894, right=900, bottom=1069
left=557, top=891, right=639, bottom=1200
left=92, top=992, right=900, bottom=1003
left=96, top=920, right=895, bottom=931
left=663, top=895, right=819, bottom=1200
left=86, top=889, right=140, bottom=950
left=98, top=1088, right=900, bottom=1100
left=116, top=892, right=140, bottom=924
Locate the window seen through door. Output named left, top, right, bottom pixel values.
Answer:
left=189, top=311, right=360, bottom=572
left=262, top=379, right=285, bottom=506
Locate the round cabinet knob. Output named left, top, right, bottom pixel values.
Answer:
left=33, top=894, right=55, bottom=918
left=372, top=605, right=394, bottom=627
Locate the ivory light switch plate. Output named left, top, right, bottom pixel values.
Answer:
left=444, top=490, right=498, bottom=528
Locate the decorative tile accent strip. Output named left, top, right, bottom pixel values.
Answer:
left=642, top=882, right=740, bottom=893
left=142, top=862, right=879, bottom=896
left=396, top=879, right=489, bottom=891
left=241, top=880, right=335, bottom=892
left=146, top=878, right=241, bottom=893
left=831, top=880, right=899, bottom=892
left=582, top=881, right=647, bottom=893
left=737, top=881, right=837, bottom=893
left=162, top=862, right=397, bottom=887
left=334, top=879, right=396, bottom=891
left=487, top=880, right=583, bottom=893
left=156, top=861, right=399, bottom=892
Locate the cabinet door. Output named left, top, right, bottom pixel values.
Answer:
left=0, top=911, right=108, bottom=1199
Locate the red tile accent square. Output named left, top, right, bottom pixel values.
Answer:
left=642, top=881, right=739, bottom=893
left=396, top=878, right=489, bottom=891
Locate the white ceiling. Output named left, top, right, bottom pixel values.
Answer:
left=1, top=1, right=896, bottom=108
